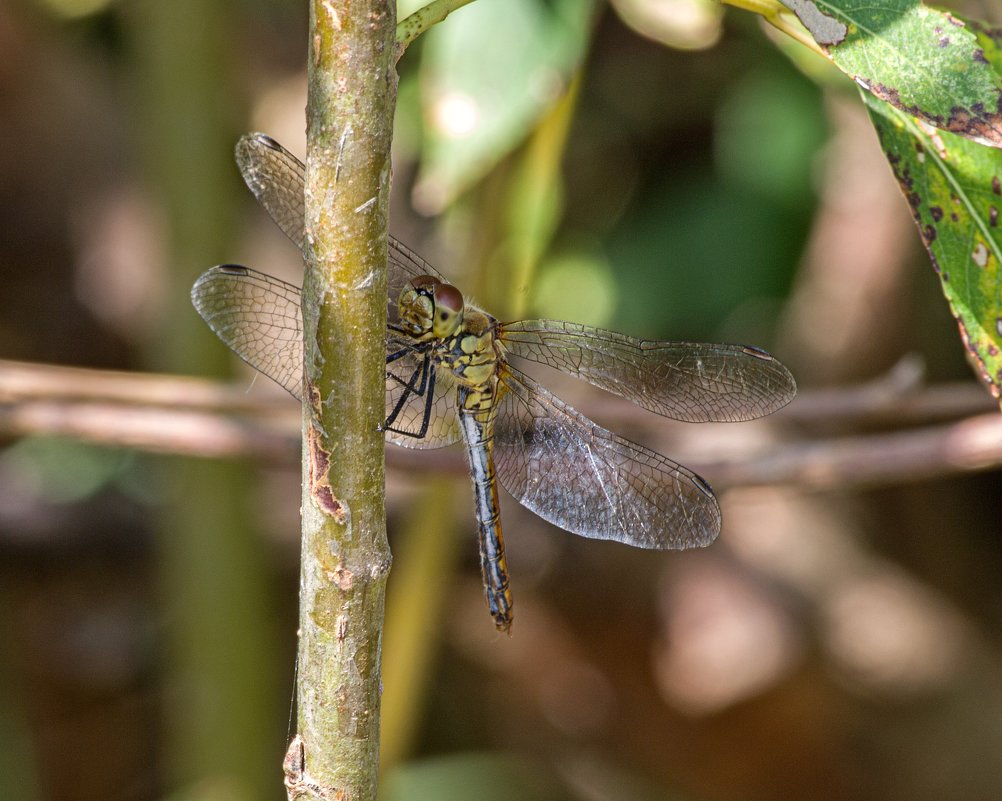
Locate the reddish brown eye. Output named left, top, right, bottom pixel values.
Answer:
left=434, top=283, right=464, bottom=315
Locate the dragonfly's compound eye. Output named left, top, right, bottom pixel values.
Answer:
left=432, top=282, right=464, bottom=338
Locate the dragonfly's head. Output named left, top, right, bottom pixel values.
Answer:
left=398, top=275, right=464, bottom=340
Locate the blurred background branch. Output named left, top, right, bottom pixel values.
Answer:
left=1, top=358, right=998, bottom=490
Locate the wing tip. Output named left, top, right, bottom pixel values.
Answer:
left=237, top=131, right=282, bottom=155
left=216, top=263, right=251, bottom=276
left=734, top=345, right=798, bottom=420
left=191, top=264, right=252, bottom=304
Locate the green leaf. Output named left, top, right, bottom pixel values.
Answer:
left=413, top=0, right=596, bottom=212
left=781, top=0, right=1002, bottom=148
left=863, top=89, right=1002, bottom=399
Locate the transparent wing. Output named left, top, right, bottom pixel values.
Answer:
left=190, top=264, right=460, bottom=448
left=235, top=134, right=306, bottom=253
left=234, top=132, right=446, bottom=310
left=498, top=320, right=796, bottom=423
left=191, top=265, right=304, bottom=398
left=493, top=365, right=720, bottom=550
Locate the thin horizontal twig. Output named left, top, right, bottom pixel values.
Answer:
left=0, top=357, right=288, bottom=414
left=704, top=413, right=1002, bottom=491
left=0, top=399, right=295, bottom=463
left=1, top=358, right=1000, bottom=490
left=3, top=357, right=995, bottom=426
left=769, top=357, right=997, bottom=426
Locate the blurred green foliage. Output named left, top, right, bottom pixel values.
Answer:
left=602, top=60, right=826, bottom=340
left=414, top=0, right=596, bottom=212
left=1, top=437, right=134, bottom=504
left=382, top=753, right=576, bottom=801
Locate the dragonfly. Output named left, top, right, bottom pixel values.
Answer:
left=191, top=133, right=796, bottom=633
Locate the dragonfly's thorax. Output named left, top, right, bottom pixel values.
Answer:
left=397, top=275, right=465, bottom=341
left=440, top=309, right=501, bottom=415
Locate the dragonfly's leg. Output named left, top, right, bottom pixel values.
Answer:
left=412, top=365, right=436, bottom=439
left=381, top=355, right=436, bottom=440
left=385, top=344, right=416, bottom=367
left=381, top=357, right=425, bottom=433
left=382, top=362, right=437, bottom=440
left=385, top=343, right=431, bottom=397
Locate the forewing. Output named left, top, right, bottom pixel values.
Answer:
left=234, top=133, right=446, bottom=311
left=493, top=366, right=720, bottom=550
left=235, top=133, right=307, bottom=252
left=499, top=320, right=796, bottom=423
left=191, top=265, right=304, bottom=398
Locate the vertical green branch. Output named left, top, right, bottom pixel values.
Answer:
left=294, top=1, right=396, bottom=800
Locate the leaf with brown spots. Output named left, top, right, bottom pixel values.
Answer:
left=781, top=0, right=1002, bottom=148
left=863, top=89, right=1002, bottom=400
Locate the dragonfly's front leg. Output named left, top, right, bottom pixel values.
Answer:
left=386, top=341, right=431, bottom=392
left=381, top=349, right=437, bottom=440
